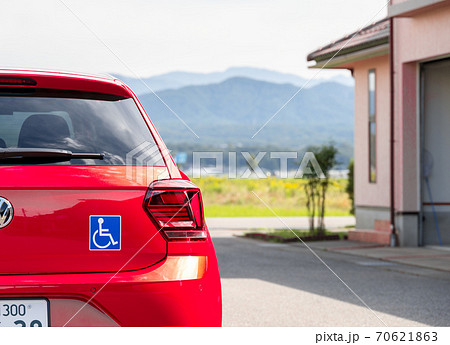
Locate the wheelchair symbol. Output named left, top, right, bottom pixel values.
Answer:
left=90, top=216, right=121, bottom=250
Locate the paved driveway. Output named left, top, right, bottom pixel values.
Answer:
left=212, top=233, right=450, bottom=326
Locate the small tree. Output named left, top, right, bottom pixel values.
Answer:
left=315, top=145, right=338, bottom=234
left=303, top=172, right=319, bottom=233
left=345, top=159, right=354, bottom=215
left=301, top=144, right=338, bottom=235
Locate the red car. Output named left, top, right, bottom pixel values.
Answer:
left=0, top=69, right=221, bottom=327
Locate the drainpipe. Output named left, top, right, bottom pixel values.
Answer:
left=389, top=16, right=397, bottom=247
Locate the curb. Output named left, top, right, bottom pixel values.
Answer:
left=243, top=232, right=344, bottom=243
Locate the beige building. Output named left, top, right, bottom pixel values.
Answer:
left=308, top=0, right=450, bottom=246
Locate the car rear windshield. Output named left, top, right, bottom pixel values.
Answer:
left=0, top=89, right=164, bottom=166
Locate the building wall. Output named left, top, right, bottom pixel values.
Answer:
left=309, top=1, right=450, bottom=246
left=392, top=4, right=450, bottom=245
left=353, top=55, right=390, bottom=210
left=394, top=4, right=450, bottom=212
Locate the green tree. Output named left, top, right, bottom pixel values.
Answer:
left=316, top=145, right=338, bottom=234
left=345, top=159, right=354, bottom=215
left=301, top=144, right=338, bottom=235
left=303, top=172, right=319, bottom=233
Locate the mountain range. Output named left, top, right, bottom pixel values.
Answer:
left=113, top=66, right=354, bottom=94
left=110, top=68, right=355, bottom=168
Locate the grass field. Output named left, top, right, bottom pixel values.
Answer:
left=191, top=177, right=351, bottom=217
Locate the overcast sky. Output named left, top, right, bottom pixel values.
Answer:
left=1, top=0, right=387, bottom=79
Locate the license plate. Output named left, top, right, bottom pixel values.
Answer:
left=0, top=299, right=50, bottom=327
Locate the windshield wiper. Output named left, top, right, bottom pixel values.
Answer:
left=0, top=148, right=104, bottom=162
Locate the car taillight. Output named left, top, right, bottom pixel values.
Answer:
left=144, top=180, right=207, bottom=240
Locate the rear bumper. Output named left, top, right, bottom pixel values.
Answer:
left=0, top=255, right=222, bottom=326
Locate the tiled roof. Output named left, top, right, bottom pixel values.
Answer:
left=307, top=18, right=390, bottom=62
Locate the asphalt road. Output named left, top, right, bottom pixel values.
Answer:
left=212, top=234, right=450, bottom=326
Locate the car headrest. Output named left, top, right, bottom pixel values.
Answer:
left=18, top=114, right=70, bottom=148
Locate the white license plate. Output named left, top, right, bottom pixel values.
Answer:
left=0, top=299, right=49, bottom=327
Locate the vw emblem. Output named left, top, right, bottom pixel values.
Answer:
left=0, top=197, right=13, bottom=229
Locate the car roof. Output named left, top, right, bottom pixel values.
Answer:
left=0, top=68, right=132, bottom=98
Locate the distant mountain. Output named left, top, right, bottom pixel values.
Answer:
left=113, top=67, right=354, bottom=94
left=137, top=77, right=354, bottom=165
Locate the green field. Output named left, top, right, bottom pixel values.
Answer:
left=191, top=177, right=351, bottom=217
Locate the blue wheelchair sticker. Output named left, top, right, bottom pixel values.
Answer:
left=90, top=216, right=121, bottom=251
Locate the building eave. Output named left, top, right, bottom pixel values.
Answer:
left=388, top=0, right=449, bottom=18
left=309, top=43, right=389, bottom=69
left=307, top=18, right=390, bottom=67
